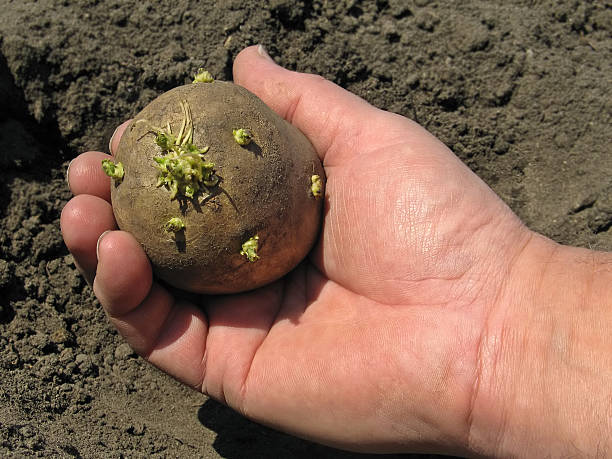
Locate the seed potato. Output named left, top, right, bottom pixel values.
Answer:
left=108, top=78, right=324, bottom=294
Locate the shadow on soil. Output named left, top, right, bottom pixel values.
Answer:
left=198, top=399, right=454, bottom=459
left=0, top=50, right=67, bottom=180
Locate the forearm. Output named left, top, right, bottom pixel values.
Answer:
left=468, top=232, right=612, bottom=458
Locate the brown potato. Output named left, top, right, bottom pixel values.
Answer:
left=109, top=80, right=324, bottom=294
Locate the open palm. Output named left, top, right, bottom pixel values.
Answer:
left=62, top=46, right=531, bottom=455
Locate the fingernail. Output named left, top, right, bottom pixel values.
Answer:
left=257, top=44, right=274, bottom=63
left=66, top=158, right=74, bottom=188
left=108, top=125, right=120, bottom=153
left=96, top=230, right=112, bottom=261
left=73, top=259, right=94, bottom=288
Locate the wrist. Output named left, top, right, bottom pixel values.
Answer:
left=467, top=232, right=612, bottom=458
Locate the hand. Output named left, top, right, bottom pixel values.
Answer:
left=61, top=46, right=611, bottom=456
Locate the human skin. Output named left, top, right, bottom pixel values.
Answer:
left=61, top=46, right=612, bottom=457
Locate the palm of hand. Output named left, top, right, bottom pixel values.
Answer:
left=62, top=47, right=530, bottom=453
left=199, top=106, right=526, bottom=450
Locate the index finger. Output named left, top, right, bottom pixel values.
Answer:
left=109, top=119, right=132, bottom=156
left=67, top=120, right=132, bottom=199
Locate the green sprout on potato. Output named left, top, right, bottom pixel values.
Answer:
left=193, top=69, right=214, bottom=83
left=240, top=235, right=260, bottom=262
left=311, top=174, right=323, bottom=199
left=164, top=217, right=185, bottom=233
left=101, top=159, right=124, bottom=183
left=140, top=100, right=219, bottom=200
left=233, top=128, right=253, bottom=146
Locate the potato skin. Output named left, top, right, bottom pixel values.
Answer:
left=111, top=81, right=324, bottom=294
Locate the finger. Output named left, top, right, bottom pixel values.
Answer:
left=232, top=45, right=406, bottom=165
left=109, top=119, right=132, bottom=156
left=94, top=230, right=208, bottom=388
left=202, top=281, right=283, bottom=406
left=67, top=151, right=113, bottom=201
left=60, top=194, right=117, bottom=284
left=67, top=119, right=132, bottom=200
left=92, top=231, right=153, bottom=313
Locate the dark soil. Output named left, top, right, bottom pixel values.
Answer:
left=0, top=0, right=610, bottom=457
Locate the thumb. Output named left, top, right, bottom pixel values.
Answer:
left=232, top=45, right=400, bottom=163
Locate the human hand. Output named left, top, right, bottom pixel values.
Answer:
left=61, top=46, right=611, bottom=456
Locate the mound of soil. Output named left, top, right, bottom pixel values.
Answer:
left=0, top=0, right=610, bottom=457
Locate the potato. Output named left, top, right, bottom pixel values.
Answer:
left=105, top=77, right=324, bottom=294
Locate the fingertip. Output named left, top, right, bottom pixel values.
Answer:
left=109, top=119, right=132, bottom=156
left=234, top=44, right=276, bottom=67
left=233, top=46, right=380, bottom=161
left=60, top=194, right=117, bottom=277
left=96, top=230, right=112, bottom=261
left=67, top=151, right=113, bottom=200
left=232, top=45, right=293, bottom=116
left=93, top=230, right=153, bottom=317
left=255, top=44, right=274, bottom=62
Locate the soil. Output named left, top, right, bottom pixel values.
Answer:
left=0, top=0, right=610, bottom=457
